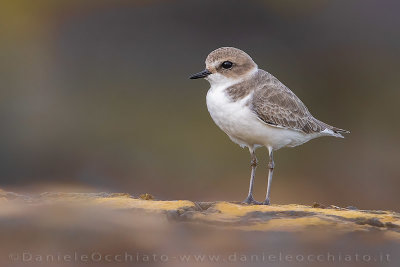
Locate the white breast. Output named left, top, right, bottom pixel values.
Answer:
left=206, top=81, right=317, bottom=150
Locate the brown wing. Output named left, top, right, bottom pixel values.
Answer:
left=251, top=70, right=328, bottom=134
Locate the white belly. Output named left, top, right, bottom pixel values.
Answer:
left=206, top=86, right=317, bottom=150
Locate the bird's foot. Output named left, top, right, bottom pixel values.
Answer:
left=242, top=195, right=261, bottom=205
left=262, top=198, right=270, bottom=205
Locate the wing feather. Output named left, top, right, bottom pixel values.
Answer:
left=251, top=70, right=333, bottom=134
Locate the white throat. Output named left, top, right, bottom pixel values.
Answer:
left=205, top=73, right=238, bottom=88
left=205, top=67, right=258, bottom=89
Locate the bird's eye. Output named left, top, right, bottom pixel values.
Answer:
left=221, top=61, right=233, bottom=69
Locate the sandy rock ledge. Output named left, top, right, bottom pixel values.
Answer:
left=0, top=191, right=399, bottom=236
left=1, top=191, right=399, bottom=267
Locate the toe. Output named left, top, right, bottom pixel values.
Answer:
left=242, top=197, right=262, bottom=205
left=262, top=199, right=270, bottom=205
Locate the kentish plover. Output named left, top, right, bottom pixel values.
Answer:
left=190, top=47, right=349, bottom=205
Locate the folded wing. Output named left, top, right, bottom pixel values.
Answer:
left=251, top=70, right=349, bottom=135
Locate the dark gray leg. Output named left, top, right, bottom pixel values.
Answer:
left=262, top=148, right=274, bottom=205
left=242, top=149, right=261, bottom=205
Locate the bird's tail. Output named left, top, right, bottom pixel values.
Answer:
left=331, top=126, right=350, bottom=134
left=315, top=119, right=350, bottom=138
left=330, top=127, right=350, bottom=139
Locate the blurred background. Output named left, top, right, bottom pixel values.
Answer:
left=1, top=0, right=399, bottom=210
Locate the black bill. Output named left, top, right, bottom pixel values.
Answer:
left=189, top=69, right=212, bottom=79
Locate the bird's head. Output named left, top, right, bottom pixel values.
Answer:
left=189, top=47, right=258, bottom=86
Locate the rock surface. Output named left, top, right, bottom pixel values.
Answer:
left=0, top=190, right=399, bottom=266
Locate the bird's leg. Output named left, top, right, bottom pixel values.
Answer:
left=263, top=148, right=274, bottom=205
left=242, top=149, right=261, bottom=205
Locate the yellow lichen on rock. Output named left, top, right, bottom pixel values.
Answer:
left=213, top=202, right=393, bottom=221
left=139, top=193, right=154, bottom=200
left=94, top=197, right=196, bottom=211
left=188, top=202, right=400, bottom=235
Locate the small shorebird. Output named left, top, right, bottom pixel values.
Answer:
left=189, top=47, right=349, bottom=205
